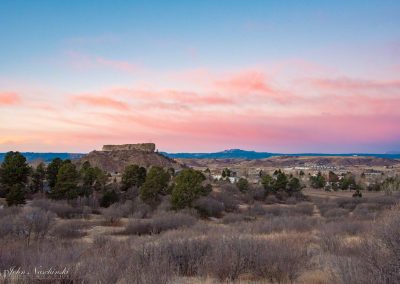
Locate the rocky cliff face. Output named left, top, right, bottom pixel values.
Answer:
left=102, top=143, right=155, bottom=152
left=77, top=144, right=181, bottom=173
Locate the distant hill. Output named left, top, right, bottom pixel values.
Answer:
left=0, top=152, right=85, bottom=163
left=163, top=149, right=400, bottom=160
left=179, top=155, right=400, bottom=168
left=162, top=149, right=273, bottom=159
left=1, top=149, right=400, bottom=163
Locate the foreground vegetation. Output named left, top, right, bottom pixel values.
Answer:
left=1, top=151, right=400, bottom=283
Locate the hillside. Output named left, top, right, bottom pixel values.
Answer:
left=178, top=155, right=400, bottom=168
left=164, top=149, right=400, bottom=160
left=76, top=145, right=182, bottom=173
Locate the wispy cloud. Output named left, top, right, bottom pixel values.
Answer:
left=2, top=64, right=400, bottom=152
left=66, top=51, right=138, bottom=73
left=0, top=92, right=21, bottom=105
left=71, top=94, right=130, bottom=110
left=309, top=77, right=400, bottom=92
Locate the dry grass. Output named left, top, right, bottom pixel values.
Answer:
left=1, top=185, right=399, bottom=283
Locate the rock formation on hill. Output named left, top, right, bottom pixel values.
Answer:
left=102, top=143, right=156, bottom=152
left=77, top=143, right=181, bottom=173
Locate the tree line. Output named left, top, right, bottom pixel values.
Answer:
left=0, top=151, right=212, bottom=209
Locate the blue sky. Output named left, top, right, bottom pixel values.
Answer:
left=0, top=1, right=399, bottom=152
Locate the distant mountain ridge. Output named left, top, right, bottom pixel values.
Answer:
left=0, top=152, right=85, bottom=163
left=1, top=149, right=400, bottom=162
left=162, top=149, right=400, bottom=160
left=161, top=149, right=273, bottom=159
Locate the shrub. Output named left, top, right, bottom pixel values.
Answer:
left=263, top=204, right=285, bottom=216
left=124, top=219, right=152, bottom=235
left=320, top=219, right=367, bottom=238
left=20, top=208, right=55, bottom=243
left=222, top=213, right=248, bottom=224
left=335, top=197, right=364, bottom=211
left=294, top=202, right=315, bottom=216
left=265, top=194, right=279, bottom=204
left=151, top=212, right=196, bottom=234
left=352, top=203, right=380, bottom=220
left=330, top=205, right=400, bottom=283
left=215, top=191, right=239, bottom=212
left=101, top=204, right=125, bottom=225
left=245, top=216, right=319, bottom=234
left=124, top=212, right=196, bottom=235
left=131, top=198, right=153, bottom=218
left=51, top=220, right=87, bottom=239
left=250, top=186, right=266, bottom=201
left=0, top=207, right=55, bottom=244
left=193, top=196, right=225, bottom=218
left=31, top=199, right=85, bottom=219
left=236, top=178, right=249, bottom=192
left=99, top=190, right=119, bottom=208
left=323, top=208, right=350, bottom=219
left=204, top=234, right=312, bottom=282
left=246, top=202, right=267, bottom=216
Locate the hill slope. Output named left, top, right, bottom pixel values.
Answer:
left=76, top=149, right=181, bottom=173
left=178, top=156, right=400, bottom=168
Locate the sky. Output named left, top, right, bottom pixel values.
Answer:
left=0, top=0, right=400, bottom=153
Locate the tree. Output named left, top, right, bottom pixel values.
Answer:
left=140, top=166, right=170, bottom=205
left=121, top=165, right=147, bottom=191
left=236, top=177, right=249, bottom=192
left=287, top=177, right=301, bottom=194
left=30, top=163, right=46, bottom=193
left=221, top=168, right=231, bottom=178
left=100, top=190, right=119, bottom=207
left=46, top=158, right=63, bottom=189
left=6, top=184, right=26, bottom=206
left=0, top=151, right=30, bottom=189
left=79, top=162, right=108, bottom=196
left=261, top=174, right=275, bottom=194
left=273, top=170, right=288, bottom=191
left=310, top=172, right=326, bottom=189
left=0, top=151, right=30, bottom=202
left=51, top=163, right=79, bottom=200
left=339, top=173, right=356, bottom=190
left=353, top=188, right=362, bottom=198
left=170, top=169, right=211, bottom=209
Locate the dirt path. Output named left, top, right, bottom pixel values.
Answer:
left=312, top=204, right=322, bottom=218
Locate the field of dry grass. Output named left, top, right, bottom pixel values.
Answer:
left=1, top=185, right=400, bottom=283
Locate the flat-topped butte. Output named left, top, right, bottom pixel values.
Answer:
left=102, top=143, right=156, bottom=153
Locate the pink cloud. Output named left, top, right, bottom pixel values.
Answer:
left=71, top=95, right=129, bottom=110
left=0, top=92, right=21, bottom=105
left=214, top=70, right=298, bottom=104
left=215, top=70, right=274, bottom=93
left=92, top=88, right=235, bottom=109
left=310, top=77, right=400, bottom=92
left=2, top=64, right=400, bottom=152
